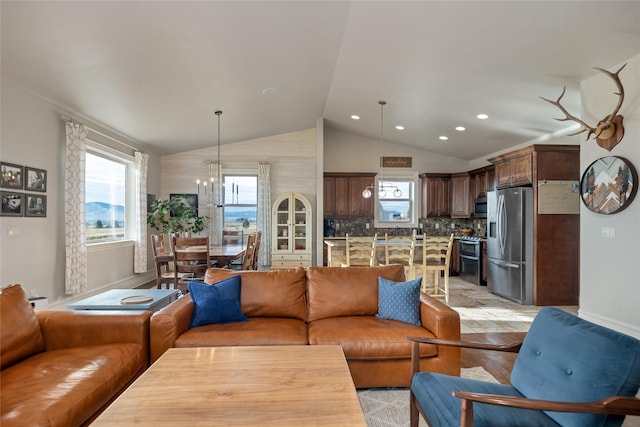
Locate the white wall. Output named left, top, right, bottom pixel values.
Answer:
left=0, top=82, right=161, bottom=307
left=578, top=54, right=640, bottom=338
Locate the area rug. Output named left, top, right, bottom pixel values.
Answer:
left=358, top=367, right=497, bottom=427
left=358, top=366, right=640, bottom=427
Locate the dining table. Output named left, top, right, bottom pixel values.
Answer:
left=172, top=243, right=246, bottom=268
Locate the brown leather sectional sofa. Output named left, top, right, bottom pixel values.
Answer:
left=151, top=265, right=461, bottom=388
left=0, top=284, right=151, bottom=427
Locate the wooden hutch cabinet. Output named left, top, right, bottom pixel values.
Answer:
left=488, top=144, right=580, bottom=306
left=271, top=192, right=312, bottom=269
left=323, top=173, right=375, bottom=218
left=420, top=173, right=450, bottom=218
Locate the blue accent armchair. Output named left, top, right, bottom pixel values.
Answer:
left=408, top=307, right=640, bottom=427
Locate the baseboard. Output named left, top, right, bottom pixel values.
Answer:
left=578, top=309, right=640, bottom=340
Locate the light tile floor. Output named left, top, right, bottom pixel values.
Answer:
left=443, top=276, right=579, bottom=334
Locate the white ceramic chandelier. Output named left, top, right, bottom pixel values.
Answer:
left=362, top=100, right=402, bottom=199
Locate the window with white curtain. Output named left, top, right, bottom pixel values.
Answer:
left=223, top=173, right=258, bottom=236
left=85, top=145, right=135, bottom=243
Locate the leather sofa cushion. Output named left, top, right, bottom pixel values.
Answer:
left=0, top=284, right=45, bottom=369
left=1, top=343, right=145, bottom=427
left=306, top=265, right=405, bottom=322
left=308, top=316, right=437, bottom=359
left=205, top=267, right=307, bottom=320
left=175, top=317, right=308, bottom=347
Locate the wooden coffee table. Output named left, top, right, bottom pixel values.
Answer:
left=92, top=345, right=366, bottom=426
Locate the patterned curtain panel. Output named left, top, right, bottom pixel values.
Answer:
left=257, top=162, right=271, bottom=267
left=208, top=161, right=223, bottom=245
left=64, top=120, right=88, bottom=295
left=134, top=151, right=149, bottom=273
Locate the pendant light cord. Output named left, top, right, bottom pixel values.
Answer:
left=215, top=110, right=223, bottom=208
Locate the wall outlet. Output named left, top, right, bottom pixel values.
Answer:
left=335, top=223, right=340, bottom=230
left=7, top=226, right=21, bottom=237
left=450, top=223, right=456, bottom=229
left=601, top=226, right=615, bottom=238
left=435, top=223, right=440, bottom=229
left=419, top=223, right=423, bottom=229
left=365, top=223, right=370, bottom=229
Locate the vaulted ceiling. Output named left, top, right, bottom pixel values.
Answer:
left=2, top=1, right=639, bottom=159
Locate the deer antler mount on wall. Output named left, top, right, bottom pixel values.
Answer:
left=540, top=63, right=626, bottom=151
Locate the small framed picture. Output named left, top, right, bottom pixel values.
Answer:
left=1, top=191, right=24, bottom=216
left=25, top=166, right=47, bottom=192
left=25, top=194, right=47, bottom=217
left=1, top=162, right=24, bottom=190
left=170, top=193, right=199, bottom=217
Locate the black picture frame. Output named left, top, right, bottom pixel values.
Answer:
left=25, top=194, right=47, bottom=217
left=147, top=194, right=156, bottom=213
left=25, top=166, right=47, bottom=192
left=580, top=156, right=637, bottom=215
left=1, top=162, right=24, bottom=190
left=170, top=193, right=198, bottom=217
left=1, top=191, right=24, bottom=216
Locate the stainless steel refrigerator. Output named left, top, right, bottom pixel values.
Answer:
left=486, top=187, right=533, bottom=304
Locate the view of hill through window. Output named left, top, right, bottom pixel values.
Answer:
left=86, top=152, right=126, bottom=241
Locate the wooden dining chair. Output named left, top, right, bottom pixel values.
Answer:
left=251, top=230, right=262, bottom=270
left=341, top=233, right=378, bottom=267
left=172, top=236, right=210, bottom=293
left=151, top=234, right=177, bottom=289
left=415, top=234, right=454, bottom=303
left=222, top=229, right=243, bottom=245
left=228, top=232, right=256, bottom=270
left=383, top=234, right=417, bottom=279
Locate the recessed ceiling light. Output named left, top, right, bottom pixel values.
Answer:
left=395, top=125, right=405, bottom=130
left=455, top=126, right=466, bottom=131
left=439, top=136, right=449, bottom=141
left=262, top=87, right=279, bottom=96
left=476, top=113, right=489, bottom=120
left=351, top=115, right=360, bottom=120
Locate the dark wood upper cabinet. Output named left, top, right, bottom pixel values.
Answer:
left=420, top=173, right=450, bottom=218
left=450, top=173, right=471, bottom=218
left=324, top=173, right=375, bottom=218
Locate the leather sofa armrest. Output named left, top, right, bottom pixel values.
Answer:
left=417, top=293, right=461, bottom=375
left=150, top=295, right=194, bottom=364
left=36, top=310, right=151, bottom=365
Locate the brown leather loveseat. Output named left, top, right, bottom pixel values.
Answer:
left=150, top=265, right=460, bottom=388
left=0, top=284, right=151, bottom=427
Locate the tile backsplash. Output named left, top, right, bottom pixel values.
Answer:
left=326, top=217, right=487, bottom=238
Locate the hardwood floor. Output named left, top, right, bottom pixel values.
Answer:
left=460, top=332, right=525, bottom=384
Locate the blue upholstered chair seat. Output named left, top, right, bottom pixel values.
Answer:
left=412, top=373, right=560, bottom=427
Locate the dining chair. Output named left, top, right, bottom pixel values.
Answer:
left=228, top=232, right=256, bottom=270
left=382, top=234, right=416, bottom=279
left=415, top=234, right=454, bottom=303
left=222, top=229, right=244, bottom=245
left=172, top=236, right=210, bottom=293
left=151, top=234, right=177, bottom=289
left=341, top=233, right=378, bottom=267
left=251, top=230, right=262, bottom=270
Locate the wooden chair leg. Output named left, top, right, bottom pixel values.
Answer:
left=460, top=398, right=473, bottom=427
left=410, top=390, right=419, bottom=427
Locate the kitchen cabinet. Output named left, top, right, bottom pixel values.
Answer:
left=488, top=144, right=580, bottom=305
left=323, top=173, right=375, bottom=218
left=271, top=192, right=312, bottom=269
left=420, top=173, right=450, bottom=218
left=470, top=166, right=495, bottom=199
left=450, top=173, right=471, bottom=218
left=494, top=152, right=532, bottom=188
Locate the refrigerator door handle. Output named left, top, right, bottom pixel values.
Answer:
left=490, top=259, right=519, bottom=269
left=497, top=194, right=507, bottom=256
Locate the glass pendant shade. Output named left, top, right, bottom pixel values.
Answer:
left=362, top=188, right=372, bottom=199
left=393, top=188, right=402, bottom=198
left=378, top=188, right=387, bottom=198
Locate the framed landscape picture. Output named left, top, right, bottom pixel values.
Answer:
left=1, top=162, right=24, bottom=190
left=580, top=156, right=637, bottom=215
left=1, top=191, right=24, bottom=216
left=25, top=194, right=47, bottom=217
left=25, top=166, right=46, bottom=192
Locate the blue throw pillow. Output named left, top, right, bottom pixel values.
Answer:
left=376, top=276, right=422, bottom=326
left=188, top=276, right=248, bottom=328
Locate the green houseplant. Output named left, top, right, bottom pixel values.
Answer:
left=147, top=195, right=206, bottom=234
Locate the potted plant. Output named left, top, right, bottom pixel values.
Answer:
left=147, top=195, right=206, bottom=234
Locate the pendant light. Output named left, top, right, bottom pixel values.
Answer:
left=362, top=100, right=402, bottom=199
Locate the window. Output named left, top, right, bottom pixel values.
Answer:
left=374, top=173, right=419, bottom=229
left=223, top=174, right=257, bottom=237
left=85, top=149, right=133, bottom=242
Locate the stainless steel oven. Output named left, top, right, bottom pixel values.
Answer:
left=459, top=237, right=485, bottom=285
